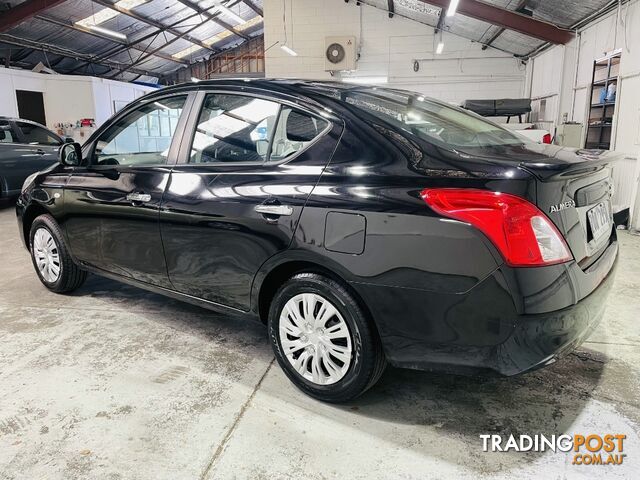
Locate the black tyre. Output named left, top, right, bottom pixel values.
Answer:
left=29, top=214, right=87, bottom=293
left=268, top=273, right=386, bottom=403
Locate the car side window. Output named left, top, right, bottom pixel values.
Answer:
left=15, top=122, right=60, bottom=146
left=93, top=95, right=187, bottom=167
left=189, top=94, right=280, bottom=164
left=268, top=107, right=329, bottom=162
left=0, top=122, right=16, bottom=143
left=189, top=95, right=329, bottom=165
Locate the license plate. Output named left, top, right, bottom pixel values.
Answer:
left=587, top=202, right=611, bottom=241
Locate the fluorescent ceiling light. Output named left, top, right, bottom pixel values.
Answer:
left=280, top=44, right=298, bottom=56
left=342, top=76, right=388, bottom=85
left=88, top=25, right=127, bottom=40
left=446, top=0, right=460, bottom=17
left=216, top=5, right=244, bottom=24
left=76, top=0, right=147, bottom=28
left=436, top=41, right=444, bottom=54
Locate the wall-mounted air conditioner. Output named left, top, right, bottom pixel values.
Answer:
left=325, top=36, right=357, bottom=71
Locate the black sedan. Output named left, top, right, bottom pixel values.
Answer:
left=16, top=80, right=618, bottom=402
left=0, top=117, right=68, bottom=198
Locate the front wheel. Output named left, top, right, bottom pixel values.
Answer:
left=268, top=273, right=386, bottom=403
left=29, top=214, right=87, bottom=293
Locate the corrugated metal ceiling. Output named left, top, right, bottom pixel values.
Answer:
left=0, top=0, right=619, bottom=82
left=0, top=0, right=264, bottom=82
left=362, top=0, right=616, bottom=57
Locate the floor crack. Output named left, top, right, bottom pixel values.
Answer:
left=199, top=357, right=275, bottom=480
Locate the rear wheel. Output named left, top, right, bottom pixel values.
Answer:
left=29, top=214, right=87, bottom=293
left=268, top=273, right=386, bottom=403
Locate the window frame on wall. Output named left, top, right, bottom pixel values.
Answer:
left=176, top=90, right=333, bottom=167
left=85, top=92, right=195, bottom=169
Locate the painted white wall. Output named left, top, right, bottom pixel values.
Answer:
left=527, top=0, right=640, bottom=217
left=90, top=77, right=151, bottom=126
left=263, top=0, right=527, bottom=104
left=528, top=40, right=578, bottom=132
left=528, top=0, right=640, bottom=153
left=0, top=67, right=156, bottom=136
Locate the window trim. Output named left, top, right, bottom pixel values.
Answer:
left=83, top=91, right=196, bottom=171
left=176, top=89, right=334, bottom=168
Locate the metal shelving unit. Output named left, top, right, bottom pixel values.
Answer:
left=585, top=50, right=621, bottom=149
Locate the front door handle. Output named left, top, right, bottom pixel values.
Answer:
left=35, top=148, right=46, bottom=155
left=254, top=204, right=294, bottom=216
left=126, top=192, right=152, bottom=203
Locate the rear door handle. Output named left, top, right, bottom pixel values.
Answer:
left=126, top=192, right=152, bottom=203
left=254, top=204, right=294, bottom=216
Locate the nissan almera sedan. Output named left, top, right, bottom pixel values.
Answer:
left=16, top=79, right=618, bottom=402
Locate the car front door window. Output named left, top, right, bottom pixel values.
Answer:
left=94, top=96, right=187, bottom=167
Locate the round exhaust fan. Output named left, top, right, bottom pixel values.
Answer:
left=326, top=43, right=346, bottom=64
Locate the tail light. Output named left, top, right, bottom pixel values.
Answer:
left=420, top=189, right=572, bottom=267
left=542, top=133, right=552, bottom=144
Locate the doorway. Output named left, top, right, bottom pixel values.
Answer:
left=16, top=90, right=46, bottom=125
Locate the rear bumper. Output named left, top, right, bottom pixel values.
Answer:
left=353, top=239, right=618, bottom=376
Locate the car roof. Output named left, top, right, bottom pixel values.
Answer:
left=146, top=78, right=436, bottom=108
left=0, top=116, right=51, bottom=129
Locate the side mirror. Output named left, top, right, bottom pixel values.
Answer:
left=64, top=137, right=75, bottom=144
left=60, top=142, right=82, bottom=166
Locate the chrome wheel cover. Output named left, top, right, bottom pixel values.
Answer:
left=279, top=293, right=353, bottom=385
left=33, top=228, right=61, bottom=283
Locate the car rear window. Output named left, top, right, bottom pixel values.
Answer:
left=341, top=89, right=525, bottom=149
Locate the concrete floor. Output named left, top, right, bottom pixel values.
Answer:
left=0, top=200, right=638, bottom=480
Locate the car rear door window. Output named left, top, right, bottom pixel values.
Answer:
left=94, top=95, right=187, bottom=167
left=189, top=94, right=280, bottom=164
left=0, top=121, right=16, bottom=143
left=15, top=122, right=60, bottom=145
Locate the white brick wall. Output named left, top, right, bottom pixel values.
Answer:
left=264, top=0, right=527, bottom=104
